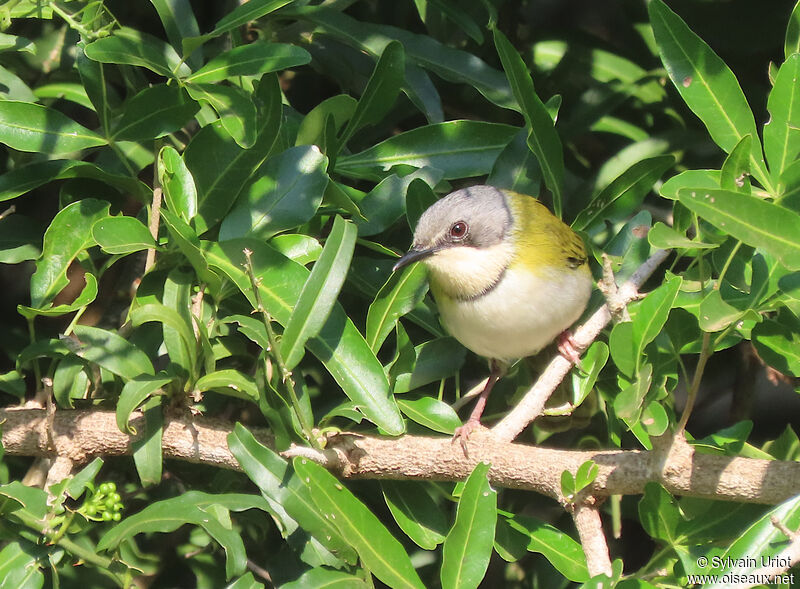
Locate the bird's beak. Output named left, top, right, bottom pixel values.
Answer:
left=393, top=247, right=437, bottom=272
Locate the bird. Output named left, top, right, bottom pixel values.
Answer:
left=393, top=185, right=592, bottom=447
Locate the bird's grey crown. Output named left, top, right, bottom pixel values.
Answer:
left=412, top=185, right=513, bottom=250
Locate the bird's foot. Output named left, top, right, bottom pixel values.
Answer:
left=452, top=419, right=485, bottom=457
left=557, top=330, right=582, bottom=366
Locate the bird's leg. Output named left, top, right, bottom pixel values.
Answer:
left=557, top=330, right=582, bottom=365
left=453, top=360, right=504, bottom=455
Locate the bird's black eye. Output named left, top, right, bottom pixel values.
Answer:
left=449, top=221, right=468, bottom=240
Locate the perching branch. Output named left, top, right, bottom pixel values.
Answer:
left=571, top=501, right=613, bottom=578
left=4, top=408, right=800, bottom=506
left=492, top=249, right=672, bottom=442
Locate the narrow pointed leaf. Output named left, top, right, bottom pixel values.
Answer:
left=72, top=325, right=154, bottom=379
left=84, top=27, right=191, bottom=78
left=187, top=42, right=310, bottom=83
left=0, top=101, right=105, bottom=155
left=281, top=216, right=357, bottom=369
left=92, top=216, right=156, bottom=254
left=293, top=457, right=425, bottom=589
left=366, top=263, right=428, bottom=352
left=112, top=84, right=198, bottom=141
left=382, top=481, right=447, bottom=550
left=441, top=462, right=497, bottom=589
left=764, top=54, right=800, bottom=181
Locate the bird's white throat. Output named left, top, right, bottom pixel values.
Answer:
left=424, top=242, right=514, bottom=300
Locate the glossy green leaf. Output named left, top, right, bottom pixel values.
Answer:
left=18, top=273, right=98, bottom=318
left=186, top=83, right=257, bottom=148
left=487, top=128, right=542, bottom=198
left=281, top=216, right=357, bottom=370
left=195, top=369, right=260, bottom=401
left=752, top=318, right=800, bottom=377
left=84, top=27, right=191, bottom=78
left=159, top=145, right=197, bottom=222
left=382, top=481, right=447, bottom=550
left=187, top=42, right=310, bottom=83
left=204, top=240, right=404, bottom=435
left=282, top=569, right=367, bottom=589
left=336, top=121, right=517, bottom=181
left=98, top=491, right=267, bottom=579
left=293, top=457, right=425, bottom=589
left=506, top=514, right=589, bottom=582
left=572, top=156, right=674, bottom=231
left=150, top=0, right=201, bottom=68
left=159, top=208, right=221, bottom=293
left=397, top=397, right=461, bottom=434
left=0, top=33, right=34, bottom=53
left=719, top=134, right=752, bottom=193
left=132, top=396, right=164, bottom=486
left=112, top=84, right=198, bottom=141
left=0, top=370, right=26, bottom=399
left=72, top=324, right=154, bottom=379
left=0, top=215, right=39, bottom=263
left=678, top=188, right=800, bottom=270
left=51, top=356, right=87, bottom=408
left=92, top=216, right=156, bottom=254
left=659, top=169, right=721, bottom=200
left=185, top=74, right=281, bottom=235
left=219, top=145, right=328, bottom=240
left=786, top=0, right=800, bottom=59
left=648, top=0, right=770, bottom=190
left=0, top=542, right=44, bottom=589
left=494, top=28, right=563, bottom=217
left=227, top=424, right=349, bottom=563
left=764, top=53, right=800, bottom=182
left=570, top=341, right=609, bottom=408
left=0, top=101, right=105, bottom=156
left=0, top=160, right=149, bottom=203
left=269, top=234, right=322, bottom=265
left=357, top=169, right=441, bottom=237
left=613, top=363, right=652, bottom=425
left=630, top=275, right=682, bottom=371
left=296, top=94, right=357, bottom=149
left=392, top=337, right=466, bottom=394
left=338, top=41, right=404, bottom=149
left=0, top=481, right=48, bottom=519
left=117, top=375, right=171, bottom=434
left=29, top=199, right=108, bottom=308
left=33, top=82, right=91, bottom=109
left=647, top=223, right=716, bottom=250
left=366, top=262, right=429, bottom=353
left=441, top=462, right=497, bottom=589
left=701, top=495, right=800, bottom=588
left=204, top=0, right=295, bottom=40
left=131, top=303, right=196, bottom=376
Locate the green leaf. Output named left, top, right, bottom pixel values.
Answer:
left=336, top=120, right=517, bottom=181
left=638, top=483, right=681, bottom=545
left=0, top=215, right=39, bottom=264
left=92, top=216, right=156, bottom=254
left=293, top=457, right=425, bottom=589
left=30, top=199, right=109, bottom=308
left=296, top=94, right=357, bottom=149
left=366, top=262, right=429, bottom=353
left=0, top=481, right=48, bottom=519
left=0, top=160, right=149, bottom=203
left=630, top=275, right=682, bottom=371
left=764, top=53, right=800, bottom=182
left=356, top=169, right=442, bottom=237
left=0, top=370, right=26, bottom=399
left=700, top=494, right=800, bottom=588
left=338, top=41, right=405, bottom=149
left=441, top=462, right=497, bottom=589
left=269, top=234, right=322, bottom=265
left=282, top=569, right=367, bottom=589
left=204, top=240, right=404, bottom=435
left=678, top=188, right=800, bottom=270
left=186, top=83, right=257, bottom=148
left=150, top=0, right=201, bottom=68
left=572, top=156, right=674, bottom=231
left=159, top=208, right=221, bottom=293
left=647, top=222, right=716, bottom=250
left=187, top=42, right=310, bottom=83
left=487, top=128, right=542, bottom=198
left=397, top=397, right=461, bottom=434
left=382, top=481, right=448, bottom=550
left=648, top=0, right=770, bottom=190
left=112, top=84, right=198, bottom=141
left=132, top=396, right=164, bottom=486
left=84, top=27, right=191, bottom=79
left=0, top=101, right=105, bottom=156
left=98, top=491, right=268, bottom=579
left=219, top=145, right=328, bottom=240
left=281, top=216, right=357, bottom=370
left=786, top=0, right=800, bottom=59
left=72, top=324, right=154, bottom=380
left=505, top=515, right=590, bottom=582
left=159, top=145, right=197, bottom=222
left=392, top=337, right=466, bottom=394
left=19, top=275, right=98, bottom=321
left=494, top=28, right=563, bottom=217
left=203, top=0, right=295, bottom=41
left=752, top=318, right=800, bottom=377
left=660, top=169, right=721, bottom=200
left=195, top=369, right=260, bottom=402
left=130, top=303, right=196, bottom=376
left=0, top=542, right=45, bottom=589
left=184, top=74, right=281, bottom=234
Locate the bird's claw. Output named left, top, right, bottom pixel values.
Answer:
left=557, top=330, right=583, bottom=366
left=452, top=420, right=483, bottom=457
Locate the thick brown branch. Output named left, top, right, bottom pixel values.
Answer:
left=572, top=502, right=612, bottom=577
left=3, top=409, right=799, bottom=505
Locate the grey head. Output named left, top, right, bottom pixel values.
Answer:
left=394, top=185, right=513, bottom=270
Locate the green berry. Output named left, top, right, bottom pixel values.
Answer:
left=102, top=511, right=112, bottom=521
left=112, top=512, right=121, bottom=521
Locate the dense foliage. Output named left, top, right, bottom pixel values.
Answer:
left=0, top=0, right=799, bottom=587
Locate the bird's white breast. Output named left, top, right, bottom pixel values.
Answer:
left=435, top=265, right=592, bottom=361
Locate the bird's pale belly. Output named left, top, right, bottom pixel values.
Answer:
left=434, top=266, right=592, bottom=361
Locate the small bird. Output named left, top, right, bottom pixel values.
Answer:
left=393, top=185, right=592, bottom=446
